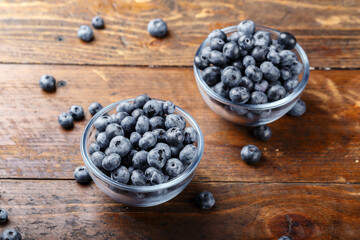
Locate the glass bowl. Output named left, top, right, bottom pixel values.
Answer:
left=194, top=25, right=310, bottom=126
left=80, top=99, right=204, bottom=207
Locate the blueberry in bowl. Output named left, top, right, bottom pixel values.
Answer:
left=80, top=95, right=204, bottom=207
left=194, top=20, right=310, bottom=126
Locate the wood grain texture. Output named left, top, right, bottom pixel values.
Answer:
left=0, top=65, right=359, bottom=182
left=0, top=180, right=359, bottom=239
left=0, top=0, right=359, bottom=67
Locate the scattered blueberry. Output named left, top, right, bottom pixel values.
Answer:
left=195, top=191, right=215, bottom=209
left=147, top=19, right=168, bottom=38
left=111, top=166, right=130, bottom=184
left=241, top=145, right=261, bottom=164
left=0, top=209, right=8, bottom=223
left=287, top=99, right=306, bottom=116
left=92, top=16, right=105, bottom=29
left=74, top=166, right=92, bottom=184
left=77, top=25, right=93, bottom=42
left=0, top=229, right=22, bottom=240
left=164, top=158, right=185, bottom=177
left=58, top=112, right=74, bottom=129
left=39, top=74, right=56, bottom=92
left=69, top=105, right=85, bottom=121
left=88, top=102, right=103, bottom=116
left=253, top=125, right=272, bottom=141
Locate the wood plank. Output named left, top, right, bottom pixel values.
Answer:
left=0, top=0, right=359, bottom=67
left=0, top=180, right=359, bottom=239
left=0, top=65, right=359, bottom=182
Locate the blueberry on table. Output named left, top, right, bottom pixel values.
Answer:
left=195, top=191, right=215, bottom=210
left=194, top=55, right=210, bottom=70
left=164, top=158, right=185, bottom=177
left=253, top=125, right=272, bottom=141
left=287, top=99, right=306, bottom=117
left=116, top=101, right=134, bottom=114
left=111, top=166, right=130, bottom=184
left=149, top=116, right=165, bottom=130
left=165, top=114, right=186, bottom=130
left=212, top=81, right=230, bottom=99
left=223, top=41, right=240, bottom=60
left=109, top=136, right=132, bottom=157
left=0, top=228, right=22, bottom=240
left=0, top=208, right=8, bottom=223
left=132, top=150, right=149, bottom=171
left=147, top=18, right=168, bottom=38
left=94, top=115, right=111, bottom=132
left=278, top=32, right=297, bottom=50
left=135, top=115, right=150, bottom=134
left=147, top=148, right=168, bottom=169
left=208, top=29, right=227, bottom=41
left=92, top=16, right=105, bottom=29
left=134, top=94, right=150, bottom=109
left=245, top=65, right=263, bottom=82
left=102, top=153, right=121, bottom=171
left=229, top=86, right=250, bottom=103
left=69, top=105, right=85, bottom=121
left=77, top=25, right=94, bottom=42
left=238, top=33, right=255, bottom=50
left=237, top=20, right=255, bottom=34
left=166, top=127, right=185, bottom=146
left=39, top=74, right=56, bottom=92
left=88, top=102, right=103, bottom=116
left=267, top=85, right=286, bottom=102
left=73, top=166, right=92, bottom=184
left=221, top=66, right=242, bottom=88
left=202, top=66, right=221, bottom=86
left=145, top=167, right=166, bottom=185
left=278, top=236, right=293, bottom=240
left=184, top=127, right=198, bottom=144
left=179, top=144, right=197, bottom=165
left=139, top=132, right=157, bottom=150
left=58, top=112, right=74, bottom=129
left=241, top=145, right=261, bottom=164
left=250, top=91, right=268, bottom=104
left=154, top=142, right=172, bottom=159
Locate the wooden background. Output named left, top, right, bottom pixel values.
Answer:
left=0, top=0, right=359, bottom=239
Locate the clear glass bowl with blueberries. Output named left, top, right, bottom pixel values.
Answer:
left=194, top=20, right=310, bottom=126
left=80, top=96, right=204, bottom=207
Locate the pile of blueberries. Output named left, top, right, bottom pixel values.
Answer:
left=195, top=20, right=303, bottom=105
left=83, top=94, right=199, bottom=187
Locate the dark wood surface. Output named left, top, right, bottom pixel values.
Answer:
left=0, top=1, right=359, bottom=239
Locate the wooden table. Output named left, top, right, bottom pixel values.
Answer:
left=0, top=1, right=359, bottom=239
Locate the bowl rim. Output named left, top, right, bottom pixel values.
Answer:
left=194, top=25, right=310, bottom=110
left=80, top=98, right=204, bottom=193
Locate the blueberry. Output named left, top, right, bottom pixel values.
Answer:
left=222, top=41, right=240, bottom=60
left=149, top=116, right=165, bottom=130
left=195, top=191, right=215, bottom=209
left=202, top=66, right=221, bottom=86
left=152, top=128, right=167, bottom=142
left=58, top=112, right=74, bottom=129
left=39, top=74, right=56, bottom=92
left=269, top=41, right=283, bottom=52
left=279, top=50, right=297, bottom=66
left=253, top=30, right=271, bottom=46
left=209, top=50, right=225, bottom=66
left=280, top=67, right=292, bottom=81
left=267, top=50, right=281, bottom=65
left=229, top=87, right=250, bottom=103
left=110, top=114, right=118, bottom=123
left=114, top=112, right=129, bottom=124
left=164, top=158, right=185, bottom=177
left=184, top=127, right=198, bottom=144
left=0, top=229, right=22, bottom=240
left=278, top=32, right=297, bottom=50
left=241, top=145, right=261, bottom=164
left=221, top=66, right=242, bottom=88
left=163, top=101, right=175, bottom=115
left=96, top=132, right=109, bottom=149
left=143, top=100, right=162, bottom=117
left=212, top=81, right=229, bottom=99
left=105, top=147, right=111, bottom=156
left=91, top=151, right=106, bottom=170
left=245, top=65, right=263, bottom=82
left=269, top=80, right=282, bottom=87
left=194, top=55, right=210, bottom=70
left=227, top=105, right=248, bottom=116
left=116, top=101, right=134, bottom=114
left=283, top=77, right=299, bottom=92
left=208, top=29, right=227, bottom=41
left=132, top=150, right=150, bottom=171
left=95, top=130, right=100, bottom=140
left=147, top=148, right=167, bottom=169
left=88, top=102, right=103, bottom=116
left=139, top=132, right=157, bottom=150
left=123, top=149, right=138, bottom=167
left=200, top=46, right=212, bottom=59
left=145, top=167, right=165, bottom=185
left=154, top=142, right=172, bottom=159
left=92, top=16, right=105, bottom=29
left=278, top=236, right=293, bottom=240
left=0, top=209, right=8, bottom=223
left=179, top=144, right=197, bottom=164
left=89, top=142, right=100, bottom=155
left=165, top=114, right=186, bottom=130
left=254, top=80, right=269, bottom=92
left=147, top=18, right=168, bottom=38
left=121, top=116, right=136, bottom=134
left=238, top=33, right=255, bottom=50
left=128, top=166, right=135, bottom=175
left=68, top=105, right=84, bottom=121
left=166, top=127, right=184, bottom=146
left=109, top=136, right=132, bottom=157
left=102, top=153, right=121, bottom=171
left=134, top=94, right=150, bottom=109
left=251, top=45, right=269, bottom=63
left=77, top=25, right=93, bottom=42
left=73, top=166, right=92, bottom=184
left=229, top=31, right=245, bottom=42
left=253, top=125, right=272, bottom=141
left=171, top=143, right=184, bottom=157
left=131, top=169, right=147, bottom=186
left=131, top=109, right=144, bottom=120
left=232, top=59, right=244, bottom=71
left=130, top=132, right=141, bottom=148
left=135, top=115, right=150, bottom=134
left=287, top=99, right=306, bottom=116
left=237, top=20, right=255, bottom=34
left=210, top=37, right=225, bottom=51
left=94, top=115, right=111, bottom=132
left=250, top=91, right=268, bottom=104
left=267, top=85, right=286, bottom=102
left=290, top=61, right=303, bottom=75
left=260, top=61, right=280, bottom=82
left=243, top=55, right=256, bottom=68
left=111, top=166, right=130, bottom=184
left=105, top=123, right=124, bottom=140
left=237, top=77, right=253, bottom=92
